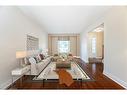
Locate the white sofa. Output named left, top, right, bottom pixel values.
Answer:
left=30, top=56, right=52, bottom=75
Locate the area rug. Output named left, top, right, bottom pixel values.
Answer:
left=33, top=61, right=93, bottom=82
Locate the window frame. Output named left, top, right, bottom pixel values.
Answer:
left=57, top=40, right=70, bottom=53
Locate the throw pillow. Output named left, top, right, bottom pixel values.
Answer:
left=36, top=56, right=41, bottom=63
left=39, top=54, right=44, bottom=60
left=33, top=57, right=38, bottom=63
left=29, top=57, right=36, bottom=64
left=34, top=56, right=40, bottom=63
left=37, top=55, right=42, bottom=62
left=24, top=57, right=31, bottom=65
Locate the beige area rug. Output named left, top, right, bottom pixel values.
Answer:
left=33, top=62, right=91, bottom=81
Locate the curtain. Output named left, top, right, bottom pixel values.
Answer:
left=51, top=36, right=58, bottom=55
left=48, top=35, right=80, bottom=56
left=70, top=36, right=76, bottom=56
left=70, top=36, right=80, bottom=56
left=58, top=36, right=69, bottom=41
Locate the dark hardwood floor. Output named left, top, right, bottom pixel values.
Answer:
left=8, top=58, right=124, bottom=89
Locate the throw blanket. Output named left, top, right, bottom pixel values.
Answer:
left=55, top=69, right=74, bottom=87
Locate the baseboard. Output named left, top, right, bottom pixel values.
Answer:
left=0, top=77, right=19, bottom=89
left=104, top=71, right=127, bottom=89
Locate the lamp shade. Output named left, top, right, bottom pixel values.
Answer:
left=16, top=51, right=27, bottom=58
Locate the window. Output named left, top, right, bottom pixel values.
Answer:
left=91, top=37, right=96, bottom=54
left=58, top=41, right=70, bottom=53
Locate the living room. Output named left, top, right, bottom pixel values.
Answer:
left=0, top=5, right=127, bottom=91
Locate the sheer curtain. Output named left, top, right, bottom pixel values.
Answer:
left=70, top=36, right=80, bottom=56
left=51, top=36, right=58, bottom=55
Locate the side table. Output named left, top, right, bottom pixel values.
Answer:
left=11, top=65, right=30, bottom=88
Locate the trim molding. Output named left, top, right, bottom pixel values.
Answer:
left=0, top=79, right=11, bottom=89
left=0, top=77, right=19, bottom=89
left=104, top=71, right=127, bottom=89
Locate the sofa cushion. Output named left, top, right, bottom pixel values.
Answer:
left=33, top=57, right=37, bottom=63
left=30, top=56, right=51, bottom=75
left=34, top=56, right=41, bottom=63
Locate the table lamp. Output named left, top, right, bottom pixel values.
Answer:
left=16, top=51, right=27, bottom=67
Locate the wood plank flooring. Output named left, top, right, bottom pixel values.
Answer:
left=8, top=58, right=124, bottom=89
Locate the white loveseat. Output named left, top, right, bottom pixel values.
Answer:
left=29, top=56, right=52, bottom=75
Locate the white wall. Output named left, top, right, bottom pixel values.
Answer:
left=80, top=31, right=88, bottom=62
left=0, top=6, right=48, bottom=89
left=80, top=6, right=127, bottom=88
left=104, top=6, right=127, bottom=88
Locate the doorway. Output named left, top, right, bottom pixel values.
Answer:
left=88, top=24, right=104, bottom=63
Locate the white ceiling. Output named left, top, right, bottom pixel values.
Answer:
left=19, top=6, right=111, bottom=34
